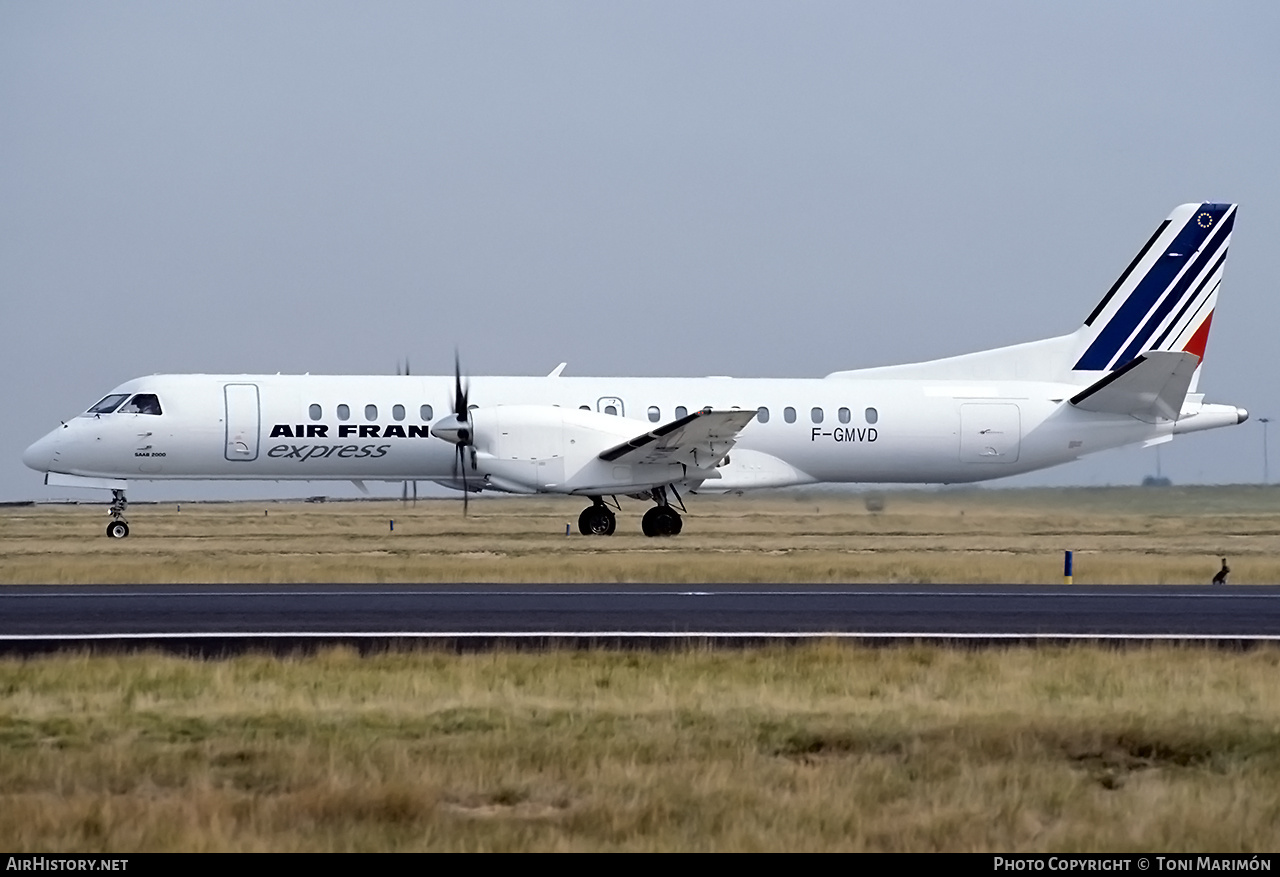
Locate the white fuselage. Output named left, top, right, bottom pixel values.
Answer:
left=24, top=371, right=1239, bottom=493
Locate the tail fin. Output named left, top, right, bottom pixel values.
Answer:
left=824, top=202, right=1236, bottom=386
left=1072, top=202, right=1236, bottom=373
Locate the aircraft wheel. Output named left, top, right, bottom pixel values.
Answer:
left=642, top=506, right=681, bottom=537
left=578, top=505, right=616, bottom=536
left=106, top=521, right=130, bottom=539
left=641, top=508, right=659, bottom=537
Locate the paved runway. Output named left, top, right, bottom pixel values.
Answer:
left=2, top=584, right=1279, bottom=648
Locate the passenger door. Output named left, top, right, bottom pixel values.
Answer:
left=224, top=383, right=261, bottom=462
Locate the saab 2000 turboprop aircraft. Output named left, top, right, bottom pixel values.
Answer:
left=24, top=202, right=1248, bottom=538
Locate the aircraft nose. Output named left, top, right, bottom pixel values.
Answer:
left=23, top=430, right=59, bottom=472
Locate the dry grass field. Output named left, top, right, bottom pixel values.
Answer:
left=2, top=485, right=1279, bottom=584
left=1, top=644, right=1278, bottom=852
left=2, top=488, right=1279, bottom=851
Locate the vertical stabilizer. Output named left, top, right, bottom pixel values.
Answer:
left=825, top=202, right=1237, bottom=387
left=1071, top=202, right=1235, bottom=375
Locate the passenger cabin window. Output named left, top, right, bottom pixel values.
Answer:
left=811, top=407, right=823, bottom=424
left=604, top=405, right=617, bottom=415
left=392, top=404, right=405, bottom=421
left=309, top=404, right=322, bottom=421
left=365, top=404, right=378, bottom=421
left=784, top=407, right=796, bottom=423
left=648, top=406, right=661, bottom=423
left=420, top=404, right=433, bottom=421
left=119, top=394, right=162, bottom=415
left=838, top=407, right=851, bottom=424
left=675, top=406, right=688, bottom=419
left=757, top=406, right=770, bottom=423
left=87, top=394, right=129, bottom=415
left=337, top=404, right=350, bottom=421
left=865, top=407, right=879, bottom=424
left=579, top=405, right=590, bottom=410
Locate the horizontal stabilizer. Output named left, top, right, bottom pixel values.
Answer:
left=1069, top=351, right=1199, bottom=422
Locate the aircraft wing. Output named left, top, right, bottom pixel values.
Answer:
left=1069, top=351, right=1200, bottom=423
left=598, top=409, right=758, bottom=469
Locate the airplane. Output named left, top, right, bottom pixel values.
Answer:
left=24, top=202, right=1247, bottom=539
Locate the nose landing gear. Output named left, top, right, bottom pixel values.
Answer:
left=106, top=489, right=130, bottom=538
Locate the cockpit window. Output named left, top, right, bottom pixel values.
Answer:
left=86, top=394, right=129, bottom=415
left=118, top=394, right=163, bottom=415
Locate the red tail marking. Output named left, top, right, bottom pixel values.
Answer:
left=1183, top=311, right=1214, bottom=362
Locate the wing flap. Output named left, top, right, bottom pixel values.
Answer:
left=599, top=409, right=757, bottom=468
left=1069, top=351, right=1199, bottom=422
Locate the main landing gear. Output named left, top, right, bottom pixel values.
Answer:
left=641, top=485, right=683, bottom=537
left=641, top=505, right=682, bottom=537
left=576, top=488, right=685, bottom=537
left=106, top=489, right=130, bottom=538
left=577, top=499, right=617, bottom=536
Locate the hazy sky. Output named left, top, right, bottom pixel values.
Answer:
left=3, top=2, right=1278, bottom=502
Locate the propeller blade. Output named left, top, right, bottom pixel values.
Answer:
left=412, top=480, right=417, bottom=507
left=450, top=351, right=472, bottom=516
left=456, top=445, right=469, bottom=516
left=454, top=351, right=469, bottom=423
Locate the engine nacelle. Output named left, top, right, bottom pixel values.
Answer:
left=462, top=405, right=687, bottom=495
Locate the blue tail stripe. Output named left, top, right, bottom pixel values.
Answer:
left=1083, top=220, right=1170, bottom=327
left=1152, top=251, right=1226, bottom=351
left=1113, top=211, right=1234, bottom=367
left=1073, top=204, right=1229, bottom=371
